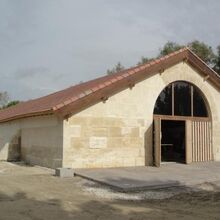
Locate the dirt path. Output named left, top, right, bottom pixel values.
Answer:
left=0, top=162, right=220, bottom=220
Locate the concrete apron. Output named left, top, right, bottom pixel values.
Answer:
left=74, top=162, right=220, bottom=192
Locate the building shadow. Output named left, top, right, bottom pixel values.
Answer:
left=1, top=178, right=220, bottom=220
left=144, top=122, right=153, bottom=166
left=7, top=133, right=21, bottom=162
left=0, top=190, right=152, bottom=220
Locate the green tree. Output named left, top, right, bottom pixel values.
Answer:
left=137, top=42, right=183, bottom=65
left=106, top=41, right=220, bottom=76
left=188, top=40, right=216, bottom=66
left=159, top=42, right=184, bottom=57
left=137, top=57, right=154, bottom=65
left=0, top=92, right=9, bottom=108
left=0, top=92, right=20, bottom=109
left=3, top=100, right=20, bottom=109
left=107, top=62, right=124, bottom=75
left=139, top=41, right=217, bottom=68
left=213, top=45, right=220, bottom=74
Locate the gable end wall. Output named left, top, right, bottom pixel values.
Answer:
left=0, top=115, right=63, bottom=168
left=63, top=62, right=220, bottom=168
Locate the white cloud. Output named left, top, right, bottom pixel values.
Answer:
left=0, top=0, right=220, bottom=100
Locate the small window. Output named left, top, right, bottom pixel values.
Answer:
left=193, top=87, right=208, bottom=117
left=154, top=84, right=172, bottom=115
left=153, top=81, right=209, bottom=118
left=174, top=82, right=191, bottom=116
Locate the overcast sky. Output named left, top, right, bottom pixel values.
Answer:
left=0, top=0, right=220, bottom=101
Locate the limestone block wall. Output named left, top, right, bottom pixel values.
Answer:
left=63, top=61, right=220, bottom=168
left=21, top=115, right=63, bottom=168
left=159, top=63, right=220, bottom=161
left=63, top=117, right=147, bottom=168
left=1, top=62, right=219, bottom=169
left=0, top=121, right=20, bottom=161
left=0, top=115, right=63, bottom=168
left=62, top=73, right=159, bottom=168
left=62, top=69, right=162, bottom=168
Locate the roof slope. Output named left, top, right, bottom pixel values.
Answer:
left=0, top=47, right=220, bottom=123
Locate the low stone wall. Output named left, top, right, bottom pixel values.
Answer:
left=0, top=115, right=63, bottom=168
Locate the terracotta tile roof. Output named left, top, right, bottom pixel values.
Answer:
left=0, top=47, right=219, bottom=123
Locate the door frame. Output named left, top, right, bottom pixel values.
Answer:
left=153, top=117, right=161, bottom=167
left=153, top=115, right=211, bottom=166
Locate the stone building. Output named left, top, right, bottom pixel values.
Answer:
left=0, top=48, right=220, bottom=168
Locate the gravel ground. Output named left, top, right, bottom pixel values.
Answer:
left=1, top=162, right=220, bottom=220
left=78, top=178, right=220, bottom=200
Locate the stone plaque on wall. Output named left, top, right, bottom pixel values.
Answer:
left=89, top=137, right=107, bottom=149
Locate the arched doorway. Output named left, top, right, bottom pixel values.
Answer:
left=153, top=81, right=213, bottom=167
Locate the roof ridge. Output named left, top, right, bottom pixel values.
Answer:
left=0, top=46, right=219, bottom=123
left=186, top=48, right=220, bottom=79
left=52, top=47, right=189, bottom=111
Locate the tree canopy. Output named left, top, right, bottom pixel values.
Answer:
left=2, top=100, right=20, bottom=109
left=188, top=40, right=216, bottom=66
left=0, top=92, right=20, bottom=110
left=137, top=57, right=154, bottom=65
left=159, top=41, right=216, bottom=67
left=107, top=40, right=220, bottom=75
left=214, top=46, right=220, bottom=74
left=106, top=62, right=125, bottom=75
left=0, top=92, right=9, bottom=109
left=159, top=42, right=184, bottom=57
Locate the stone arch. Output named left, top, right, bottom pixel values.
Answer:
left=159, top=63, right=219, bottom=121
left=153, top=80, right=211, bottom=119
left=145, top=62, right=219, bottom=165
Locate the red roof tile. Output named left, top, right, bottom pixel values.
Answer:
left=0, top=48, right=219, bottom=123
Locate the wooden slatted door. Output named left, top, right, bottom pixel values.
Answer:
left=186, top=120, right=192, bottom=164
left=154, top=118, right=161, bottom=167
left=192, top=121, right=213, bottom=162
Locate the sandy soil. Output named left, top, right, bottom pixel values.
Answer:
left=0, top=162, right=220, bottom=220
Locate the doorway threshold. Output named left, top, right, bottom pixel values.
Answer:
left=161, top=162, right=179, bottom=165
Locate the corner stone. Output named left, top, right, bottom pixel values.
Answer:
left=55, top=168, right=74, bottom=178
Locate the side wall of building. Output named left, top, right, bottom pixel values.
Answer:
left=63, top=61, right=220, bottom=168
left=0, top=115, right=63, bottom=168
